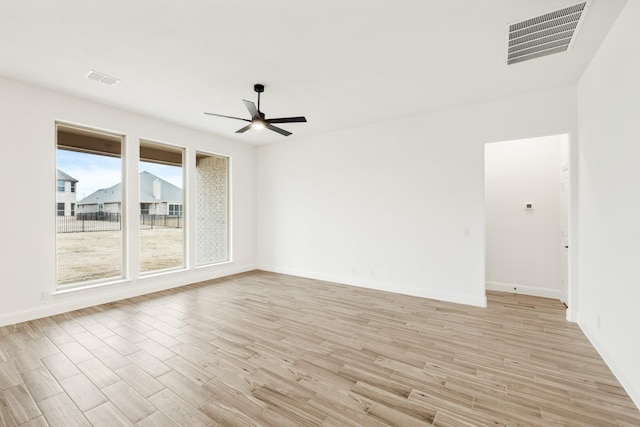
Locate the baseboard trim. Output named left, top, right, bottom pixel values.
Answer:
left=257, top=265, right=487, bottom=308
left=486, top=281, right=561, bottom=300
left=579, top=318, right=640, bottom=411
left=0, top=264, right=255, bottom=328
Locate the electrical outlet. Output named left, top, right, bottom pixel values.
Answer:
left=40, top=291, right=50, bottom=301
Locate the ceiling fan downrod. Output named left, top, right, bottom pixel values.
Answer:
left=254, top=83, right=264, bottom=113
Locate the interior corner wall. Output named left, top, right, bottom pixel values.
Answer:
left=0, top=76, right=257, bottom=327
left=485, top=135, right=563, bottom=299
left=576, top=0, right=640, bottom=409
left=256, top=86, right=576, bottom=308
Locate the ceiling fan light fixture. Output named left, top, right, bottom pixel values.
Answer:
left=251, top=119, right=265, bottom=130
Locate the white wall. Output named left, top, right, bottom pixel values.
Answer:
left=485, top=135, right=564, bottom=299
left=257, top=86, right=577, bottom=307
left=0, top=77, right=256, bottom=326
left=577, top=0, right=640, bottom=409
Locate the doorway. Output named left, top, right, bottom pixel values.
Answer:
left=485, top=134, right=569, bottom=304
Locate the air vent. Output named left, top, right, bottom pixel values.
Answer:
left=85, top=70, right=121, bottom=86
left=507, top=2, right=589, bottom=65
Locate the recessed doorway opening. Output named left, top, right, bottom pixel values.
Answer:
left=484, top=134, right=570, bottom=307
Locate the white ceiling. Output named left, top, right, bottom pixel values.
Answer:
left=0, top=0, right=626, bottom=145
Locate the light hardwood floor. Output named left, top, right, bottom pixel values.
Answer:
left=1, top=271, right=639, bottom=426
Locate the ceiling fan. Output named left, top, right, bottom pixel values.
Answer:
left=204, top=84, right=307, bottom=137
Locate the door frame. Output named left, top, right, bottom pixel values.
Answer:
left=483, top=133, right=575, bottom=321
left=560, top=164, right=570, bottom=304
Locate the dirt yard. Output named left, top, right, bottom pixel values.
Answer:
left=57, top=228, right=184, bottom=284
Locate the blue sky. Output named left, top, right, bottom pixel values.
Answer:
left=57, top=150, right=183, bottom=201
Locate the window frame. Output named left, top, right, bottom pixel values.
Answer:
left=139, top=139, right=186, bottom=275
left=55, top=122, right=126, bottom=291
left=195, top=150, right=230, bottom=266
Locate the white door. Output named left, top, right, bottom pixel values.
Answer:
left=560, top=165, right=569, bottom=304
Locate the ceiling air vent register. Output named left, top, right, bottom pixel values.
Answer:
left=507, top=2, right=589, bottom=65
left=85, top=70, right=121, bottom=86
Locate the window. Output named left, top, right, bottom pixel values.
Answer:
left=168, top=204, right=183, bottom=216
left=196, top=152, right=229, bottom=265
left=139, top=140, right=184, bottom=274
left=57, top=180, right=65, bottom=192
left=56, top=124, right=124, bottom=288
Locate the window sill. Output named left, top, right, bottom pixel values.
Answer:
left=54, top=278, right=129, bottom=296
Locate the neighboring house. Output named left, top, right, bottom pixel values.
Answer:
left=56, top=169, right=78, bottom=216
left=77, top=171, right=183, bottom=217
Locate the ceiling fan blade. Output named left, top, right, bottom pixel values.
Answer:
left=204, top=112, right=250, bottom=122
left=266, top=116, right=307, bottom=124
left=242, top=100, right=260, bottom=119
left=235, top=124, right=253, bottom=134
left=266, top=123, right=292, bottom=137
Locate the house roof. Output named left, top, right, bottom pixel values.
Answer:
left=78, top=171, right=182, bottom=205
left=78, top=186, right=121, bottom=205
left=57, top=169, right=78, bottom=183
left=139, top=171, right=183, bottom=203
left=0, top=1, right=627, bottom=145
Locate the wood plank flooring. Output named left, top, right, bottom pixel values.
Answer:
left=1, top=270, right=639, bottom=426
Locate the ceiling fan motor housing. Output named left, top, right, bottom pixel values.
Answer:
left=254, top=84, right=264, bottom=93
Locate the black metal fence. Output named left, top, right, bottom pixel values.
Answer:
left=57, top=213, right=121, bottom=233
left=140, top=214, right=183, bottom=230
left=57, top=213, right=183, bottom=233
left=76, top=212, right=121, bottom=222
